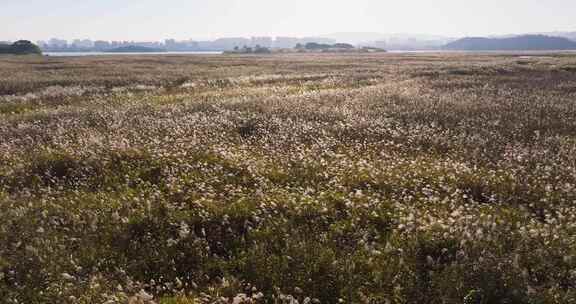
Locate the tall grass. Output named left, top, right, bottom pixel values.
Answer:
left=1, top=53, right=576, bottom=303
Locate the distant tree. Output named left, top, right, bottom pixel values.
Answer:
left=0, top=43, right=11, bottom=54
left=333, top=43, right=355, bottom=49
left=234, top=46, right=240, bottom=51
left=295, top=43, right=304, bottom=50
left=105, top=45, right=166, bottom=53
left=0, top=40, right=42, bottom=55
left=10, top=40, right=42, bottom=55
left=254, top=45, right=271, bottom=54
left=361, top=46, right=387, bottom=53
left=304, top=42, right=332, bottom=50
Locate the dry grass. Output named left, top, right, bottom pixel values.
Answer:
left=1, top=52, right=576, bottom=303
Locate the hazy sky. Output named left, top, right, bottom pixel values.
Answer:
left=2, top=0, right=576, bottom=41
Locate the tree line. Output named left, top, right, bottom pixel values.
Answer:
left=0, top=40, right=42, bottom=55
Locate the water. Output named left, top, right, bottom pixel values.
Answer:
left=44, top=51, right=223, bottom=57
left=44, top=50, right=576, bottom=57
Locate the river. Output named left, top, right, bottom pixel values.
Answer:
left=44, top=51, right=223, bottom=57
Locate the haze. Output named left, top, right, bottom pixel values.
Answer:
left=2, top=0, right=576, bottom=41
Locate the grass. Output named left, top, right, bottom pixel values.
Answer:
left=1, top=52, right=576, bottom=303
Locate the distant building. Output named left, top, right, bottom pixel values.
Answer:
left=362, top=40, right=387, bottom=49
left=196, top=41, right=215, bottom=50
left=250, top=37, right=273, bottom=48
left=164, top=39, right=177, bottom=50
left=164, top=39, right=198, bottom=51
left=49, top=38, right=68, bottom=49
left=110, top=41, right=122, bottom=48
left=274, top=37, right=300, bottom=49
left=300, top=37, right=337, bottom=45
left=32, top=36, right=349, bottom=53
left=71, top=39, right=94, bottom=49
left=36, top=40, right=48, bottom=48
left=94, top=40, right=111, bottom=50
left=211, top=38, right=251, bottom=50
left=132, top=41, right=163, bottom=48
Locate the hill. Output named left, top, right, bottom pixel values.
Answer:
left=444, top=35, right=576, bottom=51
left=105, top=45, right=167, bottom=53
left=526, top=31, right=576, bottom=42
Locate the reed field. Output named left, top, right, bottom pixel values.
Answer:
left=2, top=53, right=576, bottom=303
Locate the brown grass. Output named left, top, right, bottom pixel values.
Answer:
left=1, top=52, right=576, bottom=303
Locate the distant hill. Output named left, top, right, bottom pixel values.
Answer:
left=0, top=40, right=42, bottom=55
left=525, top=31, right=576, bottom=42
left=105, top=45, right=166, bottom=53
left=444, top=35, right=576, bottom=51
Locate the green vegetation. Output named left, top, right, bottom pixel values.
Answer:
left=298, top=42, right=355, bottom=50
left=294, top=42, right=384, bottom=53
left=0, top=40, right=42, bottom=55
left=106, top=45, right=167, bottom=53
left=225, top=45, right=272, bottom=54
left=1, top=53, right=576, bottom=303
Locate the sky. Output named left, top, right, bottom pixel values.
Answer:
left=2, top=0, right=576, bottom=41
